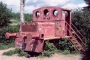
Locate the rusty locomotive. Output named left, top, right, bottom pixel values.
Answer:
left=5, top=6, right=86, bottom=53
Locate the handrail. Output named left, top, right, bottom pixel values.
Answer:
left=71, top=23, right=86, bottom=43
left=65, top=21, right=86, bottom=46
left=66, top=28, right=84, bottom=51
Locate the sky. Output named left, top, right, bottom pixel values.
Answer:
left=0, top=0, right=88, bottom=13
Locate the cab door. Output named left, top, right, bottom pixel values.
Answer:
left=55, top=21, right=62, bottom=37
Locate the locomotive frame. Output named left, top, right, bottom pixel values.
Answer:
left=5, top=6, right=86, bottom=53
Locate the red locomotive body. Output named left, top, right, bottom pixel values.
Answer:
left=5, top=6, right=86, bottom=53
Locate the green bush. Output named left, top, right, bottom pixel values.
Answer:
left=0, top=42, right=14, bottom=50
left=41, top=41, right=57, bottom=57
left=0, top=2, right=12, bottom=28
left=45, top=41, right=57, bottom=51
left=58, top=38, right=76, bottom=54
left=0, top=25, right=19, bottom=50
left=41, top=39, right=77, bottom=57
left=3, top=48, right=29, bottom=56
left=16, top=49, right=29, bottom=56
left=3, top=49, right=16, bottom=56
left=63, top=50, right=70, bottom=54
left=42, top=50, right=54, bottom=57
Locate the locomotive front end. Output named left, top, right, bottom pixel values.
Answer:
left=5, top=22, right=44, bottom=53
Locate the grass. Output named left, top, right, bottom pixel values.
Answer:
left=3, top=48, right=30, bottom=57
left=9, top=19, right=20, bottom=26
left=0, top=38, right=79, bottom=57
left=3, top=49, right=16, bottom=56
left=10, top=19, right=19, bottom=23
left=0, top=42, right=14, bottom=50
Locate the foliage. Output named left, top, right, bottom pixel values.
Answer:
left=0, top=42, right=14, bottom=50
left=58, top=38, right=76, bottom=54
left=11, top=12, right=33, bottom=22
left=45, top=41, right=57, bottom=51
left=0, top=25, right=19, bottom=50
left=41, top=39, right=76, bottom=57
left=24, top=14, right=33, bottom=22
left=62, top=50, right=70, bottom=54
left=3, top=48, right=29, bottom=56
left=16, top=49, right=30, bottom=56
left=11, top=13, right=20, bottom=21
left=3, top=49, right=16, bottom=56
left=84, top=0, right=90, bottom=5
left=41, top=41, right=57, bottom=57
left=71, top=4, right=90, bottom=59
left=0, top=2, right=12, bottom=28
left=72, top=9, right=90, bottom=44
left=42, top=50, right=54, bottom=57
left=0, top=25, right=19, bottom=42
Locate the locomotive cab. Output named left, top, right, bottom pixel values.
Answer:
left=33, top=6, right=71, bottom=39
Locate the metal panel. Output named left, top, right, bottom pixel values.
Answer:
left=37, top=22, right=55, bottom=38
left=55, top=21, right=62, bottom=37
left=21, top=22, right=38, bottom=32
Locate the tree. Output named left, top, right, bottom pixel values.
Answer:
left=0, top=2, right=12, bottom=28
left=11, top=12, right=20, bottom=21
left=24, top=14, right=32, bottom=22
left=72, top=1, right=90, bottom=60
left=84, top=0, right=90, bottom=5
left=72, top=9, right=90, bottom=41
left=11, top=12, right=32, bottom=22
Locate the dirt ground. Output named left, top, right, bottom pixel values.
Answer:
left=0, top=48, right=82, bottom=60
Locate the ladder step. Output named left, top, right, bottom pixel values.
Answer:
left=68, top=36, right=85, bottom=52
left=69, top=40, right=84, bottom=51
left=66, top=22, right=85, bottom=52
left=71, top=40, right=77, bottom=42
left=74, top=43, right=79, bottom=45
left=70, top=40, right=81, bottom=44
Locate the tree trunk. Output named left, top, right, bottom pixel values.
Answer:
left=20, top=0, right=24, bottom=23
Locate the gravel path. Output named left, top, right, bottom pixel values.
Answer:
left=0, top=48, right=82, bottom=60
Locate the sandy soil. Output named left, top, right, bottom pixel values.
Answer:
left=0, top=48, right=82, bottom=60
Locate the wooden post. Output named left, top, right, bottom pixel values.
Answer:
left=20, top=0, right=25, bottom=23
left=20, top=0, right=25, bottom=32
